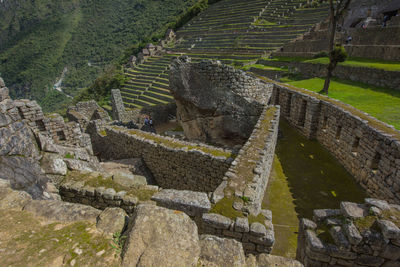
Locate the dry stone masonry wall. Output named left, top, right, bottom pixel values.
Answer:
left=257, top=59, right=400, bottom=91
left=91, top=126, right=233, bottom=192
left=271, top=83, right=400, bottom=204
left=59, top=182, right=144, bottom=215
left=212, top=105, right=280, bottom=215
left=297, top=199, right=400, bottom=267
left=200, top=211, right=275, bottom=255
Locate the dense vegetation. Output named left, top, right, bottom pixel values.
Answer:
left=0, top=0, right=202, bottom=112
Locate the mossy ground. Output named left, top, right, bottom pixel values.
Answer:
left=0, top=209, right=119, bottom=266
left=262, top=119, right=366, bottom=258
left=63, top=171, right=157, bottom=201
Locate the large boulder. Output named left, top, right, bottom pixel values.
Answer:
left=24, top=200, right=101, bottom=222
left=96, top=207, right=127, bottom=235
left=169, top=57, right=271, bottom=146
left=199, top=235, right=246, bottom=267
left=41, top=153, right=67, bottom=175
left=122, top=204, right=200, bottom=267
left=0, top=156, right=53, bottom=199
left=0, top=121, right=39, bottom=159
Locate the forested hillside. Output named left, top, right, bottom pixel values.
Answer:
left=0, top=0, right=198, bottom=111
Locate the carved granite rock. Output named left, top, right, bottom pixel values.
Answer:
left=169, top=57, right=271, bottom=146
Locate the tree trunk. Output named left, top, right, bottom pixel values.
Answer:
left=320, top=10, right=337, bottom=94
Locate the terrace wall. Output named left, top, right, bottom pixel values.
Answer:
left=271, top=83, right=400, bottom=204
left=258, top=59, right=400, bottom=90
left=59, top=182, right=140, bottom=214
left=89, top=126, right=232, bottom=193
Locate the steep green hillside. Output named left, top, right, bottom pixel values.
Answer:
left=0, top=0, right=198, bottom=111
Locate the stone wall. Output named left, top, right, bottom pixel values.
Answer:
left=200, top=212, right=275, bottom=255
left=111, top=89, right=126, bottom=121
left=8, top=99, right=91, bottom=149
left=297, top=199, right=400, bottom=266
left=90, top=126, right=233, bottom=192
left=67, top=100, right=110, bottom=131
left=211, top=105, right=280, bottom=215
left=344, top=44, right=400, bottom=61
left=271, top=83, right=400, bottom=204
left=257, top=59, right=400, bottom=91
left=59, top=181, right=142, bottom=214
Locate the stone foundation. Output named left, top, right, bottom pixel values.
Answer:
left=200, top=212, right=274, bottom=255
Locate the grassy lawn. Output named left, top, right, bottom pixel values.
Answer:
left=241, top=64, right=287, bottom=71
left=284, top=77, right=400, bottom=130
left=264, top=57, right=400, bottom=72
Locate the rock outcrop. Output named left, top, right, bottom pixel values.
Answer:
left=199, top=235, right=246, bottom=267
left=96, top=207, right=127, bottom=235
left=0, top=156, right=54, bottom=199
left=169, top=57, right=272, bottom=146
left=122, top=204, right=200, bottom=267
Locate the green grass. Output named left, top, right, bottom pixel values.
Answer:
left=264, top=56, right=400, bottom=72
left=285, top=77, right=400, bottom=130
left=241, top=64, right=287, bottom=72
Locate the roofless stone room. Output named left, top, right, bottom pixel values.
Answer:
left=0, top=0, right=399, bottom=266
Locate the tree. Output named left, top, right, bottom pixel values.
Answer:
left=320, top=0, right=352, bottom=94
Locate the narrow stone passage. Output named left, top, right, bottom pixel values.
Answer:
left=263, top=119, right=367, bottom=258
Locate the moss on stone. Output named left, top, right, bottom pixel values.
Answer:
left=209, top=197, right=243, bottom=220
left=111, top=127, right=235, bottom=158
left=63, top=171, right=157, bottom=201
left=99, top=130, right=107, bottom=136
left=0, top=209, right=119, bottom=266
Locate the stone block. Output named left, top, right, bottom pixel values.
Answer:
left=378, top=220, right=400, bottom=240
left=151, top=189, right=211, bottom=217
left=249, top=222, right=266, bottom=237
left=202, top=213, right=232, bottom=230
left=355, top=254, right=385, bottom=267
left=305, top=230, right=327, bottom=253
left=365, top=198, right=390, bottom=210
left=380, top=243, right=400, bottom=260
left=313, top=209, right=341, bottom=222
left=343, top=222, right=362, bottom=245
left=330, top=226, right=350, bottom=250
left=234, top=217, right=249, bottom=233
left=341, top=202, right=368, bottom=219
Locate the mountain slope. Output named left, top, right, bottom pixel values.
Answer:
left=0, top=0, right=197, bottom=111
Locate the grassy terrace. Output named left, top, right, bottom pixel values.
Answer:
left=210, top=106, right=277, bottom=223
left=263, top=56, right=400, bottom=72
left=255, top=75, right=400, bottom=139
left=110, top=126, right=235, bottom=159
left=283, top=77, right=400, bottom=130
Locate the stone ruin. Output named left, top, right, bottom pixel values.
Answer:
left=298, top=199, right=400, bottom=267
left=2, top=53, right=400, bottom=265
